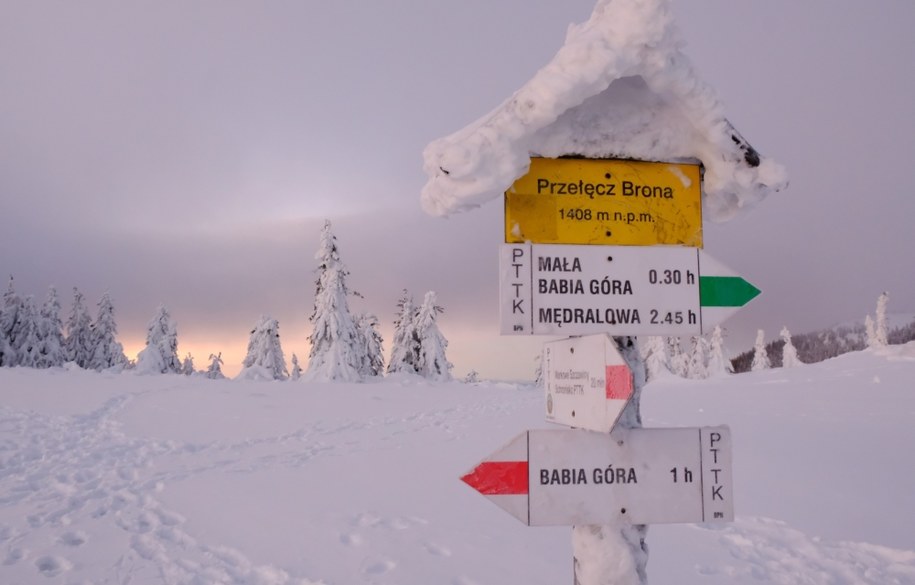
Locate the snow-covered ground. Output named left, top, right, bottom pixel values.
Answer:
left=1, top=344, right=914, bottom=584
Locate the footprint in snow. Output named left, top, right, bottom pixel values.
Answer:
left=353, top=512, right=382, bottom=528
left=4, top=547, right=26, bottom=565
left=58, top=530, right=88, bottom=547
left=156, top=508, right=186, bottom=526
left=423, top=541, right=452, bottom=557
left=35, top=555, right=72, bottom=577
left=362, top=558, right=396, bottom=575
left=340, top=532, right=364, bottom=546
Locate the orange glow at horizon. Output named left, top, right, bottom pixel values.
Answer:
left=120, top=320, right=537, bottom=381
left=121, top=334, right=313, bottom=378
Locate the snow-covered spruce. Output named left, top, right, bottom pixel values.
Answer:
left=413, top=291, right=452, bottom=382
left=387, top=290, right=419, bottom=375
left=64, top=287, right=94, bottom=369
left=205, top=352, right=225, bottom=380
left=685, top=336, right=709, bottom=380
left=289, top=353, right=302, bottom=381
left=181, top=353, right=195, bottom=376
left=237, top=315, right=288, bottom=381
left=87, top=291, right=127, bottom=371
left=355, top=313, right=385, bottom=378
left=865, top=315, right=878, bottom=348
left=13, top=296, right=41, bottom=368
left=36, top=286, right=66, bottom=369
left=780, top=327, right=803, bottom=368
left=667, top=337, right=688, bottom=377
left=304, top=221, right=363, bottom=383
left=706, top=325, right=733, bottom=377
left=875, top=292, right=889, bottom=347
left=135, top=305, right=181, bottom=375
left=0, top=275, right=22, bottom=366
left=641, top=336, right=669, bottom=381
left=750, top=330, right=771, bottom=371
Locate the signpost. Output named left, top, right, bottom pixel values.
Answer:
left=505, top=158, right=703, bottom=247
left=500, top=243, right=760, bottom=336
left=461, top=427, right=733, bottom=526
left=470, top=152, right=755, bottom=583
left=543, top=334, right=634, bottom=433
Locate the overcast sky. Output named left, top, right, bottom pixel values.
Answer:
left=2, top=1, right=913, bottom=379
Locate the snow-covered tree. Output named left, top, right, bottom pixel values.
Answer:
left=35, top=286, right=66, bottom=368
left=865, top=315, right=877, bottom=348
left=65, top=287, right=94, bottom=368
left=387, top=290, right=419, bottom=375
left=750, top=329, right=771, bottom=371
left=13, top=296, right=42, bottom=368
left=641, top=336, right=670, bottom=381
left=0, top=276, right=24, bottom=367
left=0, top=325, right=10, bottom=368
left=413, top=291, right=452, bottom=381
left=875, top=291, right=889, bottom=347
left=304, top=221, right=363, bottom=382
left=205, top=352, right=225, bottom=380
left=290, top=353, right=302, bottom=381
left=135, top=305, right=181, bottom=374
left=87, top=291, right=127, bottom=371
left=667, top=337, right=688, bottom=377
left=238, top=315, right=288, bottom=381
left=464, top=370, right=480, bottom=384
left=780, top=326, right=803, bottom=368
left=355, top=312, right=385, bottom=378
left=706, top=325, right=733, bottom=377
left=685, top=336, right=708, bottom=380
left=181, top=353, right=195, bottom=376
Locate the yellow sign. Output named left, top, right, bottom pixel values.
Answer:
left=505, top=158, right=703, bottom=247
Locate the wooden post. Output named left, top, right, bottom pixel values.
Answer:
left=572, top=336, right=648, bottom=585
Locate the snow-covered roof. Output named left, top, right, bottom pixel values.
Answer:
left=421, top=0, right=788, bottom=223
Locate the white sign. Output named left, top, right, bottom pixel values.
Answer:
left=461, top=426, right=734, bottom=526
left=543, top=334, right=633, bottom=433
left=500, top=243, right=759, bottom=336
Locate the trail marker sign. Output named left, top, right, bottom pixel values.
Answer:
left=461, top=426, right=733, bottom=526
left=500, top=243, right=760, bottom=336
left=543, top=334, right=634, bottom=433
left=505, top=158, right=703, bottom=247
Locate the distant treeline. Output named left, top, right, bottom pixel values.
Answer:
left=731, top=318, right=915, bottom=373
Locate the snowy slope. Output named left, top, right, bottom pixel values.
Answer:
left=1, top=344, right=914, bottom=584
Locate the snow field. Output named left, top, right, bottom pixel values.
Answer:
left=0, top=344, right=913, bottom=584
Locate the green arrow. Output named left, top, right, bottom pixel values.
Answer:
left=699, top=276, right=761, bottom=307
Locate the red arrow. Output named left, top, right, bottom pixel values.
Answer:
left=461, top=461, right=528, bottom=495
left=605, top=364, right=633, bottom=400
left=461, top=427, right=734, bottom=526
left=459, top=432, right=532, bottom=524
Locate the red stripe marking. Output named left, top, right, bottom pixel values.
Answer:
left=461, top=461, right=529, bottom=495
left=606, top=365, right=633, bottom=400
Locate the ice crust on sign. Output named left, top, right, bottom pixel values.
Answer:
left=421, top=0, right=788, bottom=223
